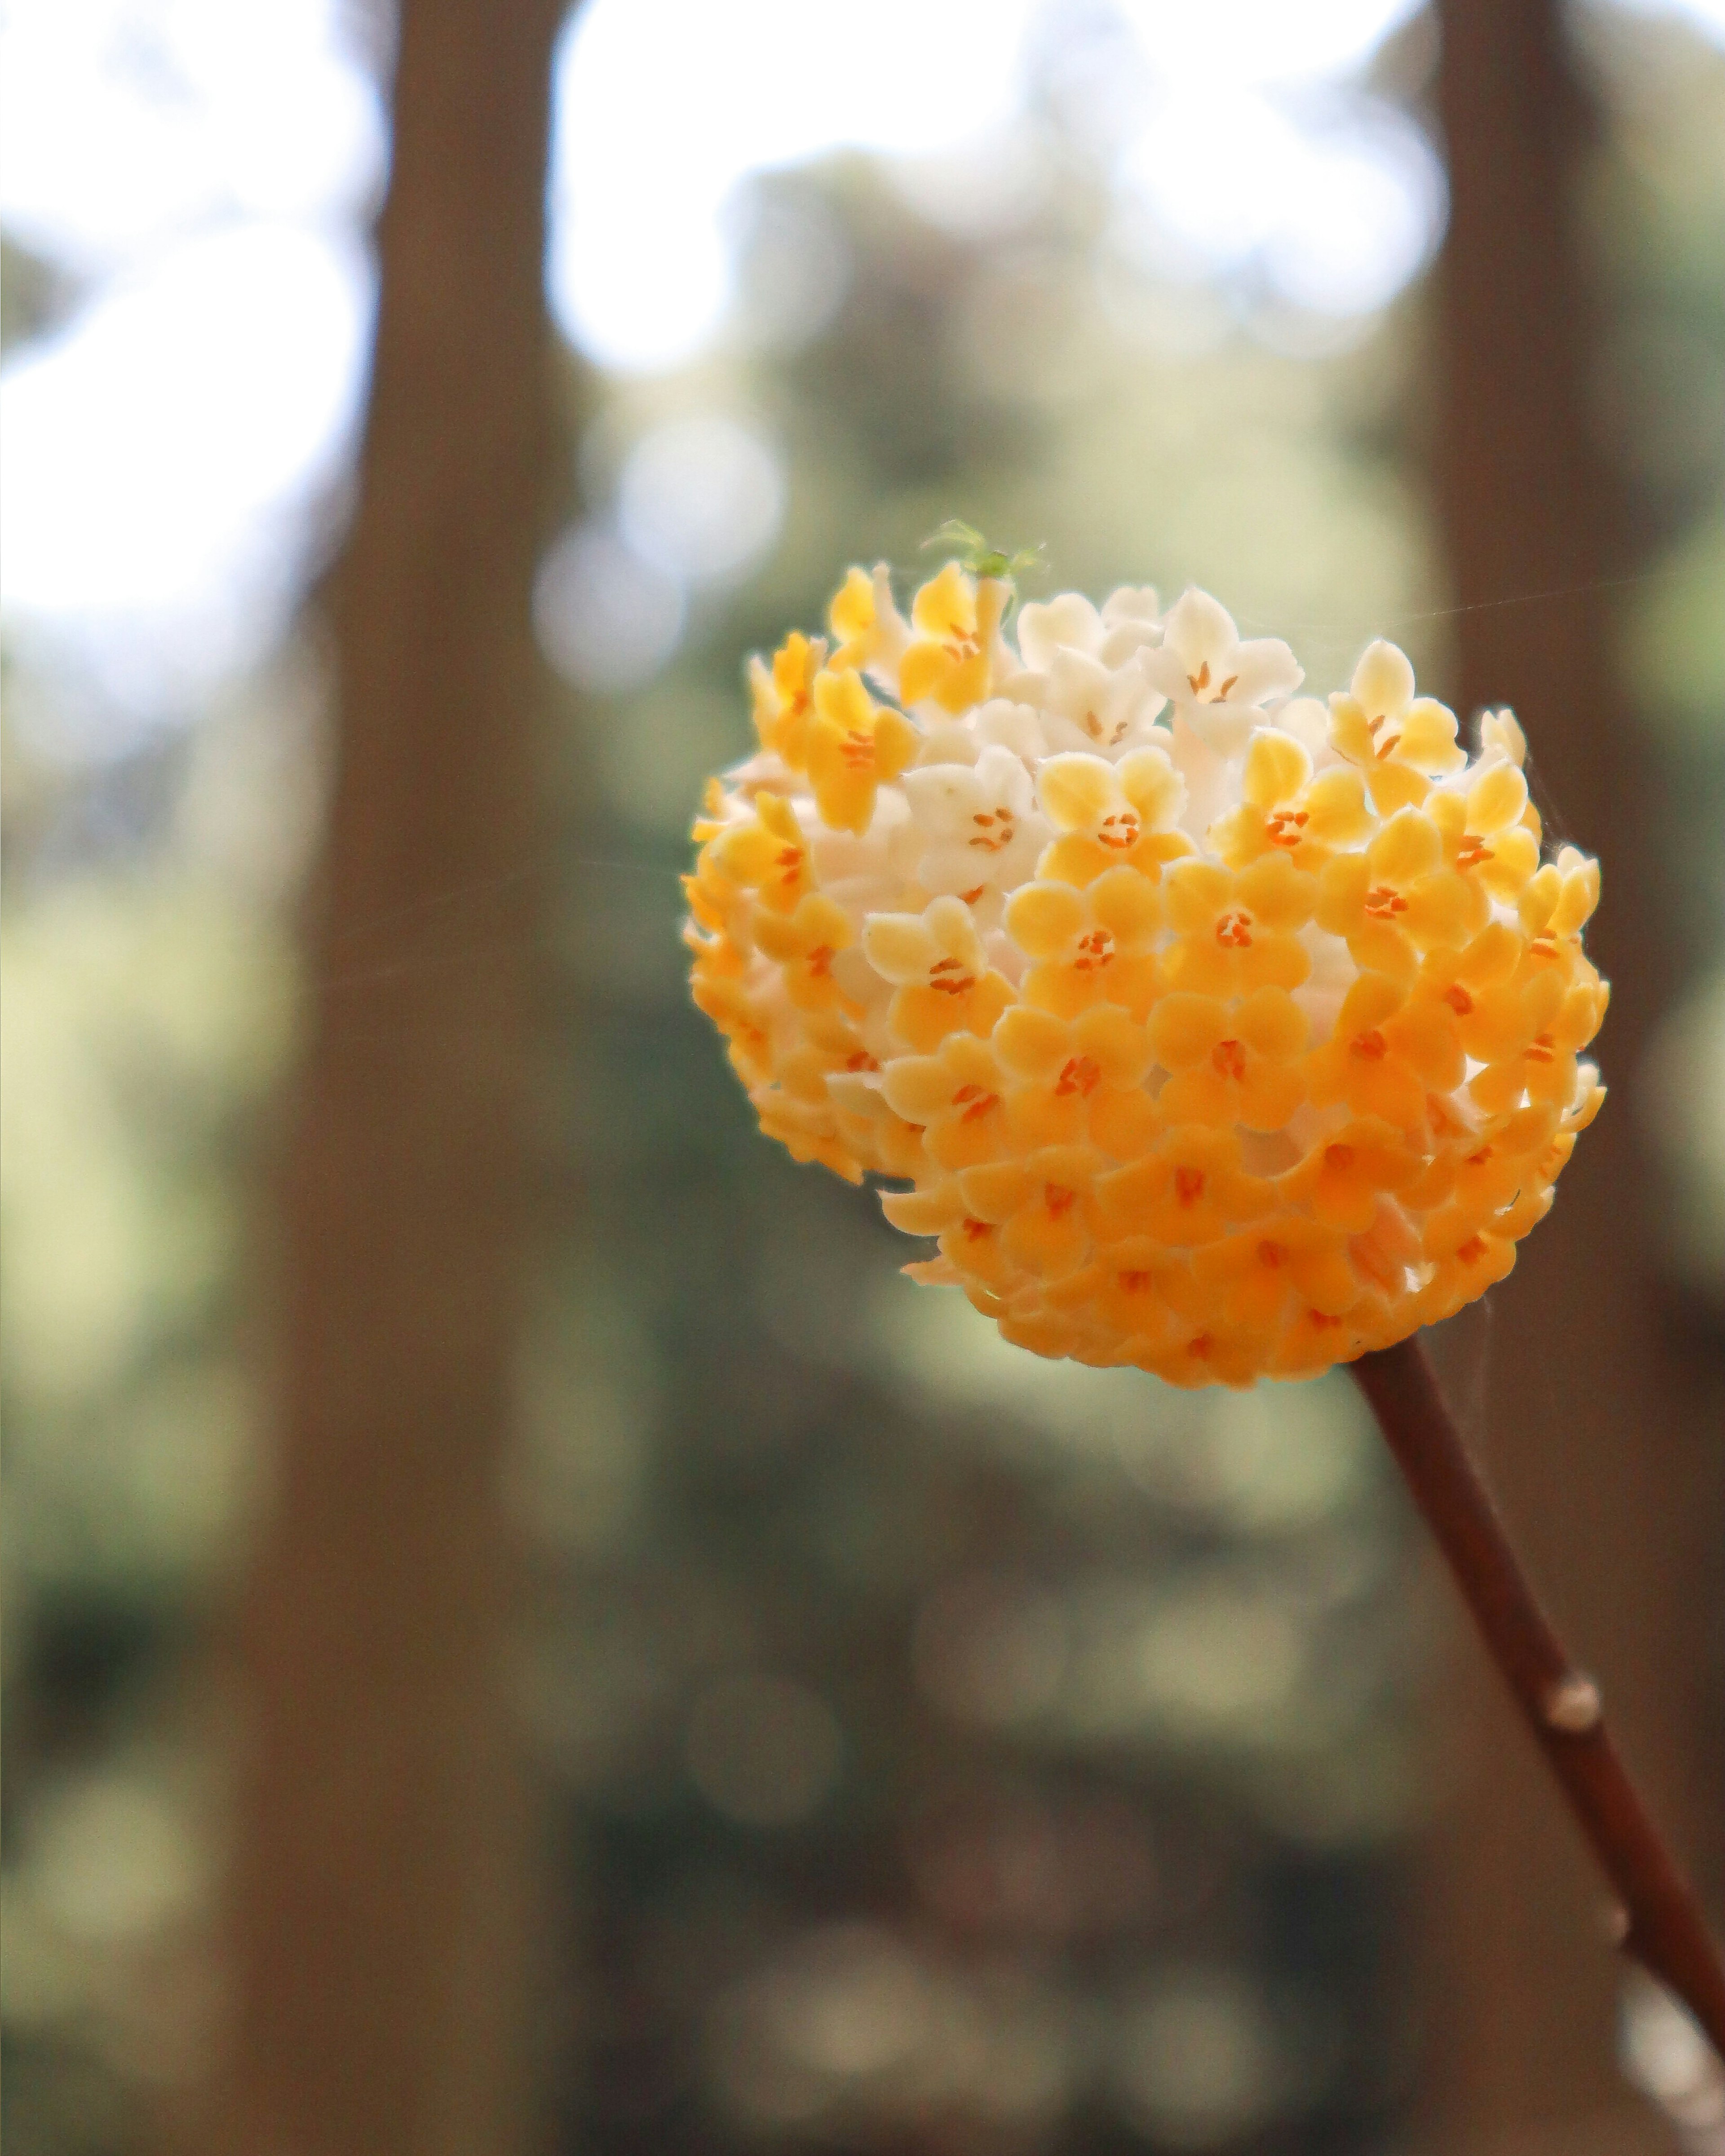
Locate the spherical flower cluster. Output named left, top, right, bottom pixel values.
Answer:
left=685, top=553, right=1606, bottom=1386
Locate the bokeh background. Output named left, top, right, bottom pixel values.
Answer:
left=3, top=1, right=1723, bottom=2151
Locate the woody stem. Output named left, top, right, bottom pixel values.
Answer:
left=1350, top=1334, right=1725, bottom=2059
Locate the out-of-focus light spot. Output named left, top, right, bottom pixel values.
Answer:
left=1135, top=1578, right=1305, bottom=1737
left=550, top=0, right=1438, bottom=371
left=1115, top=95, right=1444, bottom=318
left=1, top=223, right=371, bottom=715
left=1113, top=1378, right=1373, bottom=1533
left=1261, top=114, right=1446, bottom=313
left=885, top=122, right=1056, bottom=239
left=548, top=0, right=1044, bottom=372
left=707, top=1922, right=981, bottom=2126
left=1115, top=0, right=1424, bottom=85
left=27, top=1776, right=201, bottom=1945
left=913, top=1573, right=1068, bottom=1728
left=0, top=0, right=385, bottom=275
left=1620, top=1971, right=1725, bottom=2136
left=533, top=522, right=686, bottom=694
left=1111, top=1967, right=1288, bottom=2147
left=0, top=0, right=382, bottom=731
left=618, top=415, right=785, bottom=586
left=1606, top=0, right=1725, bottom=45
left=686, top=1670, right=843, bottom=1827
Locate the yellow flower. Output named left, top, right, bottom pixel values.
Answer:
left=1150, top=986, right=1309, bottom=1133
left=752, top=891, right=856, bottom=1013
left=750, top=632, right=824, bottom=769
left=1328, top=640, right=1465, bottom=813
left=1161, top=855, right=1315, bottom=999
left=1208, top=726, right=1372, bottom=874
left=708, top=790, right=813, bottom=915
left=686, top=551, right=1608, bottom=1383
left=898, top=562, right=1004, bottom=712
left=1005, top=865, right=1163, bottom=1021
left=806, top=667, right=918, bottom=835
left=827, top=562, right=908, bottom=673
left=1034, top=747, right=1193, bottom=887
left=861, top=895, right=1017, bottom=1054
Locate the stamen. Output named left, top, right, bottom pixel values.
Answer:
left=1056, top=1056, right=1102, bottom=1098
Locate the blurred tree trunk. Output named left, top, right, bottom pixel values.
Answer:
left=1425, top=0, right=1723, bottom=2146
left=210, top=2, right=566, bottom=2152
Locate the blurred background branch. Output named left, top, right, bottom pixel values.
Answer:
left=1424, top=0, right=1725, bottom=2143
left=209, top=2, right=566, bottom=2150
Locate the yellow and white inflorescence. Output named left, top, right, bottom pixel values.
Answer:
left=685, top=553, right=1607, bottom=1387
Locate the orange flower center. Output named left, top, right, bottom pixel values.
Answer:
left=1186, top=662, right=1238, bottom=702
left=1212, top=1038, right=1247, bottom=1082
left=1056, top=1055, right=1102, bottom=1098
left=951, top=1084, right=1000, bottom=1124
left=1074, top=929, right=1115, bottom=972
left=838, top=731, right=876, bottom=770
left=1215, top=910, right=1254, bottom=948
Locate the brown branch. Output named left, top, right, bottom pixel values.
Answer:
left=1351, top=1336, right=1725, bottom=2059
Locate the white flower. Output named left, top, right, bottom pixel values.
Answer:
left=903, top=745, right=1048, bottom=901
left=1018, top=585, right=1163, bottom=671
left=1013, top=589, right=1168, bottom=759
left=916, top=697, right=1045, bottom=768
left=1037, top=647, right=1168, bottom=758
left=808, top=784, right=920, bottom=913
left=1140, top=588, right=1303, bottom=757
left=1036, top=747, right=1186, bottom=856
left=1478, top=707, right=1527, bottom=769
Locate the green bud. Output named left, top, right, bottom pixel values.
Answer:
left=922, top=518, right=1046, bottom=586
